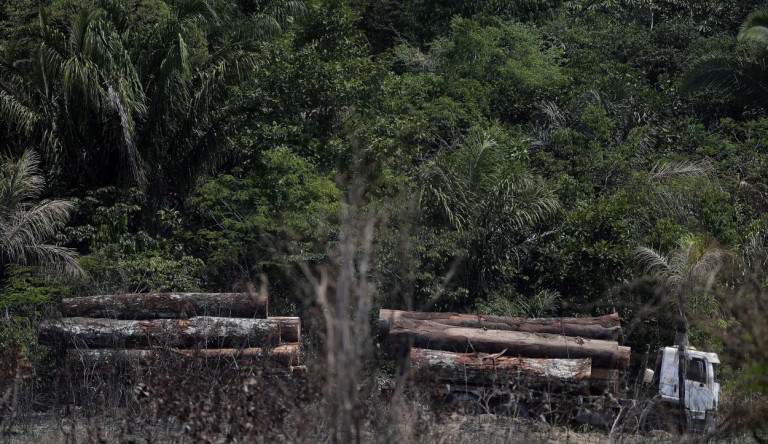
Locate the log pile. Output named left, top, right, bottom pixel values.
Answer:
left=379, top=309, right=628, bottom=394
left=40, top=293, right=302, bottom=375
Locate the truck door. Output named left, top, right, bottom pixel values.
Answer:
left=684, top=357, right=715, bottom=419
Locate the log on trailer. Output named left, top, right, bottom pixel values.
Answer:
left=39, top=316, right=300, bottom=348
left=409, top=348, right=592, bottom=386
left=62, top=292, right=268, bottom=319
left=386, top=318, right=630, bottom=369
left=65, top=344, right=301, bottom=372
left=588, top=368, right=620, bottom=394
left=380, top=309, right=622, bottom=341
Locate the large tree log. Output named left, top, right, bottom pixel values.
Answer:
left=65, top=344, right=300, bottom=372
left=409, top=348, right=592, bottom=386
left=62, top=293, right=267, bottom=319
left=387, top=318, right=630, bottom=368
left=380, top=309, right=622, bottom=341
left=590, top=368, right=619, bottom=380
left=39, top=316, right=300, bottom=348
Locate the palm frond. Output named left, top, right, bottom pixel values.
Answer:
left=682, top=55, right=739, bottom=94
left=688, top=247, right=731, bottom=290
left=0, top=150, right=83, bottom=278
left=266, top=0, right=307, bottom=25
left=633, top=246, right=672, bottom=277
left=3, top=200, right=75, bottom=249
left=0, top=150, right=45, bottom=209
left=650, top=159, right=711, bottom=182
left=0, top=89, right=40, bottom=137
left=5, top=243, right=84, bottom=278
left=739, top=10, right=768, bottom=48
left=174, top=0, right=220, bottom=24
left=683, top=53, right=768, bottom=109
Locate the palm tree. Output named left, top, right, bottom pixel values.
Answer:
left=420, top=130, right=559, bottom=303
left=634, top=236, right=730, bottom=422
left=684, top=9, right=768, bottom=110
left=0, top=0, right=305, bottom=206
left=0, top=150, right=82, bottom=278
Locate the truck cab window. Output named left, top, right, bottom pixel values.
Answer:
left=686, top=358, right=706, bottom=384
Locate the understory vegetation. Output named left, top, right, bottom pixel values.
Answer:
left=2, top=0, right=768, bottom=441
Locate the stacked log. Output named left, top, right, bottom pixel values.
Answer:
left=409, top=348, right=592, bottom=386
left=41, top=293, right=302, bottom=375
left=62, top=292, right=268, bottom=319
left=379, top=309, right=627, bottom=394
left=379, top=309, right=622, bottom=340
left=65, top=344, right=301, bottom=373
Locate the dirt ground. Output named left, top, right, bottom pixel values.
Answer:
left=5, top=411, right=724, bottom=444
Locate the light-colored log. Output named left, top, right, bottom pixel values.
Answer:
left=39, top=316, right=300, bottom=348
left=65, top=344, right=300, bottom=371
left=386, top=318, right=630, bottom=369
left=380, top=309, right=622, bottom=340
left=62, top=292, right=267, bottom=319
left=409, top=348, right=592, bottom=385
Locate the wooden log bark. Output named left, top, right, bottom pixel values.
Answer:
left=65, top=344, right=300, bottom=372
left=39, top=316, right=300, bottom=348
left=380, top=309, right=622, bottom=341
left=409, top=348, right=592, bottom=386
left=387, top=318, right=631, bottom=369
left=62, top=293, right=267, bottom=319
left=590, top=368, right=619, bottom=380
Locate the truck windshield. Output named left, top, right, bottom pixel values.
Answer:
left=686, top=357, right=706, bottom=384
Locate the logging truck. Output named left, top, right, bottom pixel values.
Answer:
left=378, top=309, right=720, bottom=433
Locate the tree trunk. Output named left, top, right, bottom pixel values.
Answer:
left=386, top=318, right=630, bottom=368
left=62, top=292, right=268, bottom=319
left=409, top=348, right=592, bottom=386
left=677, top=296, right=689, bottom=433
left=65, top=344, right=300, bottom=371
left=39, top=316, right=300, bottom=348
left=379, top=309, right=622, bottom=341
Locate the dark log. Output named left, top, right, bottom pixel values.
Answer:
left=590, top=368, right=619, bottom=380
left=380, top=309, right=622, bottom=341
left=62, top=292, right=267, bottom=319
left=39, top=316, right=300, bottom=348
left=409, top=348, right=592, bottom=386
left=387, top=318, right=631, bottom=368
left=65, top=344, right=300, bottom=372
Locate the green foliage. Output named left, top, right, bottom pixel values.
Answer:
left=476, top=288, right=561, bottom=318
left=426, top=16, right=565, bottom=122
left=0, top=0, right=305, bottom=204
left=0, top=150, right=81, bottom=278
left=3, top=0, right=768, bottom=410
left=190, top=146, right=340, bottom=286
left=0, top=267, right=72, bottom=314
left=67, top=187, right=205, bottom=293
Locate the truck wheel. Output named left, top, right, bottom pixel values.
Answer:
left=449, top=392, right=483, bottom=415
left=641, top=409, right=681, bottom=434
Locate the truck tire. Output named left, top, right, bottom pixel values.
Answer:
left=641, top=406, right=682, bottom=434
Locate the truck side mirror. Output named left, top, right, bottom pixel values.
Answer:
left=643, top=368, right=654, bottom=384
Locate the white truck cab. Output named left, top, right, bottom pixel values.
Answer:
left=653, top=346, right=720, bottom=428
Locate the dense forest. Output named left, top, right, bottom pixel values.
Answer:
left=2, top=0, right=768, bottom=440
